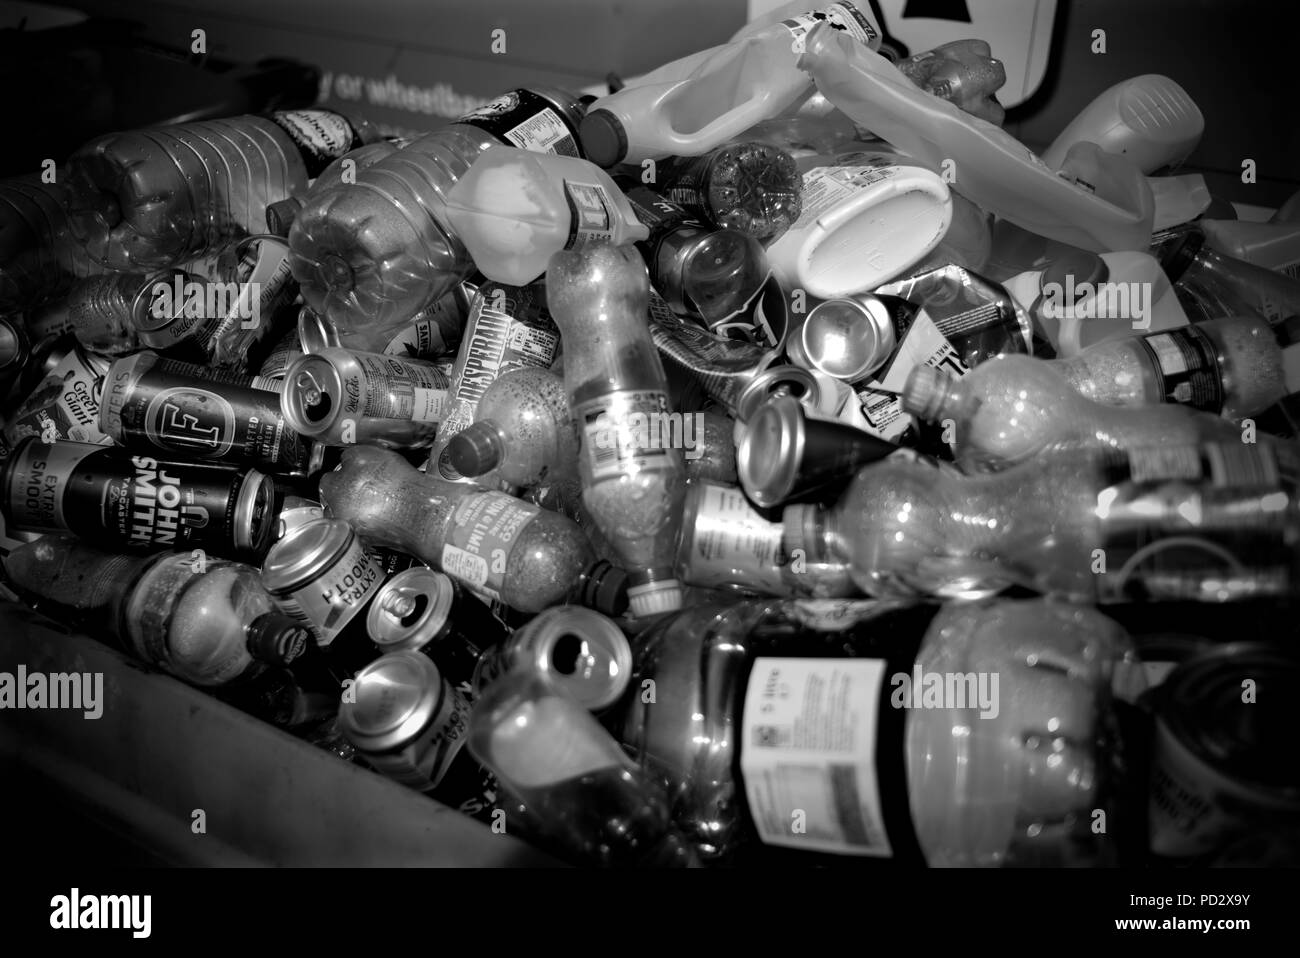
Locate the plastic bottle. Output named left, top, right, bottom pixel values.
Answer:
left=468, top=667, right=697, bottom=867
left=763, top=148, right=952, bottom=297
left=288, top=88, right=588, bottom=333
left=545, top=242, right=687, bottom=617
left=64, top=110, right=379, bottom=271
left=792, top=439, right=1300, bottom=602
left=800, top=22, right=1156, bottom=253
left=1156, top=225, right=1300, bottom=327
left=447, top=367, right=579, bottom=489
left=895, top=39, right=1008, bottom=126
left=0, top=175, right=104, bottom=311
left=317, top=445, right=600, bottom=614
left=902, top=353, right=1245, bottom=471
left=443, top=147, right=647, bottom=286
left=1046, top=314, right=1287, bottom=420
left=21, top=272, right=144, bottom=356
left=653, top=141, right=804, bottom=243
left=1001, top=248, right=1189, bottom=356
left=3, top=534, right=311, bottom=687
left=578, top=3, right=882, bottom=167
left=616, top=596, right=1141, bottom=865
left=265, top=139, right=403, bottom=237
left=1199, top=219, right=1300, bottom=279
left=1040, top=75, right=1204, bottom=174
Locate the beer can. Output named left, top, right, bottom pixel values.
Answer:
left=261, top=517, right=386, bottom=648
left=1, top=341, right=112, bottom=446
left=471, top=606, right=632, bottom=711
left=100, top=351, right=323, bottom=477
left=733, top=364, right=823, bottom=426
left=1148, top=642, right=1300, bottom=859
left=791, top=294, right=901, bottom=382
left=1, top=437, right=274, bottom=554
left=281, top=347, right=451, bottom=449
left=273, top=495, right=326, bottom=542
left=339, top=650, right=472, bottom=792
left=367, top=566, right=508, bottom=698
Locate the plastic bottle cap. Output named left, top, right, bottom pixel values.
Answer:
left=447, top=422, right=505, bottom=477
left=245, top=613, right=311, bottom=666
left=627, top=581, right=684, bottom=618
left=900, top=363, right=956, bottom=422
left=1040, top=248, right=1109, bottom=296
left=579, top=109, right=628, bottom=168
left=574, top=560, right=630, bottom=618
left=266, top=198, right=302, bottom=237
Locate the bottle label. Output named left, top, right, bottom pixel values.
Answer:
left=441, top=493, right=542, bottom=597
left=1136, top=325, right=1225, bottom=412
left=563, top=181, right=617, bottom=250
left=382, top=307, right=454, bottom=360
left=1095, top=443, right=1291, bottom=601
left=574, top=390, right=676, bottom=481
left=741, top=657, right=893, bottom=856
left=348, top=353, right=450, bottom=422
left=269, top=110, right=365, bottom=177
left=789, top=157, right=899, bottom=232
left=780, top=3, right=880, bottom=53
left=685, top=483, right=786, bottom=594
left=456, top=89, right=580, bottom=157
left=854, top=310, right=969, bottom=441
left=3, top=347, right=112, bottom=447
left=268, top=536, right=386, bottom=646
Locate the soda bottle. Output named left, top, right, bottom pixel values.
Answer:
left=615, top=597, right=1142, bottom=866
left=901, top=353, right=1245, bottom=471
left=791, top=439, right=1300, bottom=602
left=545, top=243, right=687, bottom=618
left=288, top=88, right=588, bottom=333
left=3, top=534, right=311, bottom=687
left=578, top=3, right=882, bottom=167
left=1155, top=223, right=1300, bottom=326
left=65, top=109, right=379, bottom=270
left=1046, top=314, right=1287, bottom=421
left=468, top=667, right=698, bottom=866
left=317, top=445, right=601, bottom=614
left=443, top=147, right=648, bottom=286
left=446, top=367, right=579, bottom=489
left=653, top=141, right=803, bottom=243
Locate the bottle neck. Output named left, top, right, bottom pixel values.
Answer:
left=245, top=612, right=312, bottom=666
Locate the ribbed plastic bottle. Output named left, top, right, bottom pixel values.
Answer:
left=64, top=109, right=379, bottom=270
left=0, top=174, right=104, bottom=310
left=288, top=88, right=589, bottom=333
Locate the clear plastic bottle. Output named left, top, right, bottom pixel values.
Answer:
left=902, top=353, right=1244, bottom=471
left=1199, top=218, right=1300, bottom=279
left=288, top=88, right=588, bottom=333
left=64, top=110, right=378, bottom=270
left=1047, top=314, right=1286, bottom=420
left=468, top=667, right=697, bottom=867
left=578, top=2, right=881, bottom=167
left=317, top=445, right=598, bottom=614
left=0, top=174, right=104, bottom=311
left=1156, top=223, right=1300, bottom=326
left=654, top=141, right=804, bottom=243
left=443, top=146, right=648, bottom=285
left=2, top=534, right=310, bottom=687
left=790, top=439, right=1300, bottom=602
left=616, top=597, right=1142, bottom=866
left=447, top=367, right=578, bottom=489
left=545, top=242, right=687, bottom=617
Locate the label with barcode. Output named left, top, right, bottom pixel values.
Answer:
left=741, top=657, right=892, bottom=856
left=505, top=108, right=580, bottom=156
left=349, top=354, right=450, bottom=421
left=575, top=390, right=675, bottom=481
left=563, top=181, right=615, bottom=249
left=1137, top=325, right=1224, bottom=411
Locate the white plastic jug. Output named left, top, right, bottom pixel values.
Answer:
left=1200, top=219, right=1300, bottom=279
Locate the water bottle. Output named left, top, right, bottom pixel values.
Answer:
left=0, top=175, right=104, bottom=310
left=288, top=88, right=589, bottom=333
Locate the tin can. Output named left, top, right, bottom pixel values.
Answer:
left=0, top=437, right=274, bottom=554
left=339, top=650, right=473, bottom=792
left=1148, top=642, right=1300, bottom=859
left=471, top=606, right=632, bottom=712
left=2, top=342, right=112, bottom=447
left=733, top=364, right=823, bottom=426
left=273, top=495, right=326, bottom=542
left=281, top=347, right=451, bottom=449
left=100, top=351, right=323, bottom=477
left=261, top=517, right=387, bottom=651
left=790, top=294, right=904, bottom=382
left=367, top=566, right=508, bottom=699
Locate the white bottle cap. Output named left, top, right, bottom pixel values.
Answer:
left=627, top=580, right=684, bottom=617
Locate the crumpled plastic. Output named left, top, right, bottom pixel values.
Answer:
left=896, top=39, right=1007, bottom=127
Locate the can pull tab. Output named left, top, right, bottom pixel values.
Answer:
left=295, top=369, right=331, bottom=421
left=381, top=587, right=419, bottom=621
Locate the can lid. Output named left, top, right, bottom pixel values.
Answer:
left=578, top=108, right=628, bottom=168
left=131, top=269, right=192, bottom=342
left=735, top=365, right=820, bottom=424
left=516, top=606, right=633, bottom=711
left=737, top=393, right=804, bottom=508
left=801, top=295, right=897, bottom=381
left=262, top=516, right=354, bottom=592
left=368, top=567, right=456, bottom=652
left=627, top=580, right=684, bottom=618
left=235, top=471, right=276, bottom=553
left=338, top=650, right=444, bottom=752
left=281, top=352, right=343, bottom=436
left=1158, top=642, right=1300, bottom=797
left=297, top=306, right=339, bottom=354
